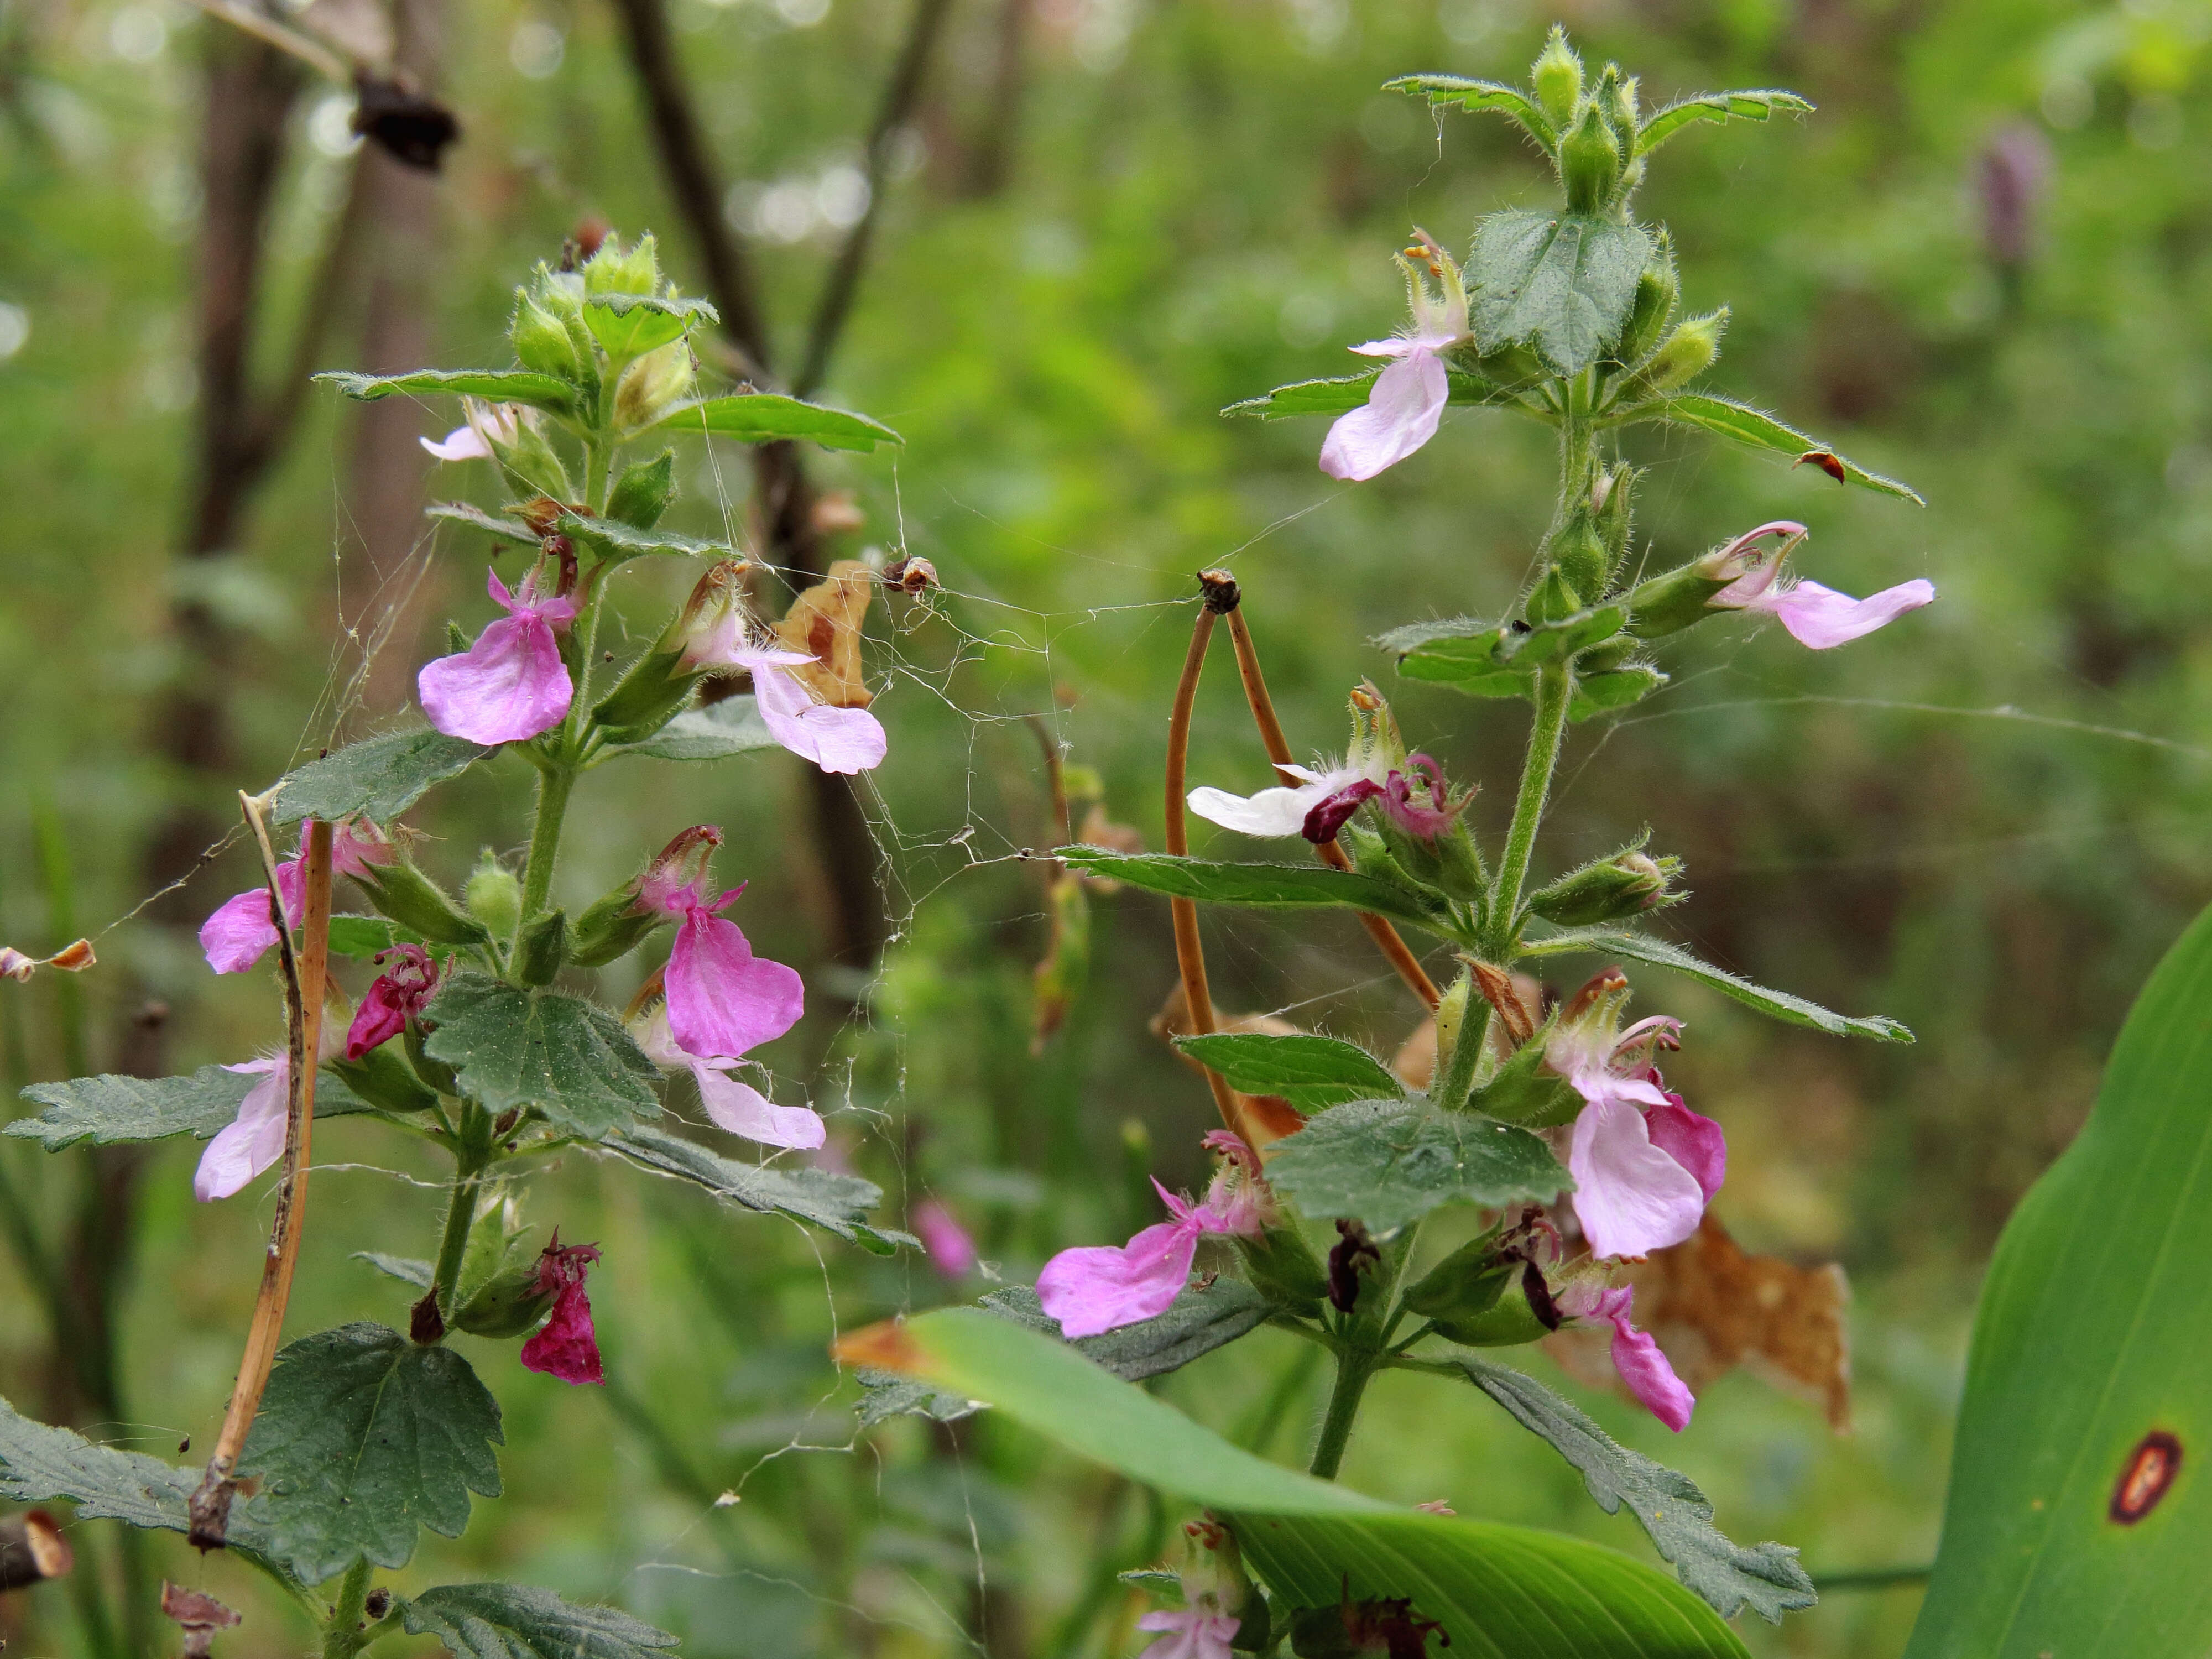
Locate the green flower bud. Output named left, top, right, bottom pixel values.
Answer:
left=614, top=339, right=694, bottom=432
left=357, top=857, right=489, bottom=947
left=465, top=855, right=523, bottom=942
left=1433, top=820, right=1488, bottom=904
left=1403, top=1234, right=1515, bottom=1322
left=453, top=1256, right=556, bottom=1338
left=1626, top=307, right=1727, bottom=399
left=1432, top=1271, right=1557, bottom=1347
left=1466, top=1031, right=1574, bottom=1125
left=1543, top=512, right=1609, bottom=606
left=514, top=909, right=569, bottom=988
left=607, top=449, right=676, bottom=529
left=1524, top=565, right=1583, bottom=625
left=1618, top=242, right=1678, bottom=367
left=510, top=290, right=582, bottom=381
left=1529, top=840, right=1682, bottom=927
left=1531, top=25, right=1584, bottom=127
left=328, top=1043, right=440, bottom=1114
left=1235, top=1227, right=1328, bottom=1317
left=1593, top=461, right=1637, bottom=571
left=582, top=232, right=660, bottom=296
left=1595, top=63, right=1637, bottom=147
left=1560, top=103, right=1621, bottom=214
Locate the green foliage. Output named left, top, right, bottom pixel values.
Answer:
left=1054, top=848, right=1447, bottom=932
left=555, top=510, right=731, bottom=565
left=1222, top=368, right=1503, bottom=419
left=427, top=503, right=541, bottom=546
left=606, top=696, right=778, bottom=762
left=607, top=1121, right=904, bottom=1251
left=1453, top=1356, right=1816, bottom=1622
left=638, top=393, right=901, bottom=451
left=1264, top=1100, right=1569, bottom=1232
left=239, top=1322, right=502, bottom=1584
left=581, top=293, right=720, bottom=361
left=983, top=1280, right=1276, bottom=1379
left=400, top=1583, right=680, bottom=1659
left=1384, top=74, right=1557, bottom=146
left=421, top=973, right=661, bottom=1138
left=6, top=1065, right=374, bottom=1150
left=1904, top=902, right=2212, bottom=1655
left=1468, top=211, right=1651, bottom=375
left=1172, top=1032, right=1406, bottom=1110
left=605, top=451, right=677, bottom=529
left=1383, top=608, right=1630, bottom=698
left=270, top=729, right=493, bottom=827
left=315, top=369, right=578, bottom=418
left=1632, top=393, right=1924, bottom=503
left=1632, top=90, right=1814, bottom=156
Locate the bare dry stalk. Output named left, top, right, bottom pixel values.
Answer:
left=187, top=806, right=333, bottom=1549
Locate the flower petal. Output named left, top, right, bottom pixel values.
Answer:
left=1036, top=1217, right=1201, bottom=1338
left=666, top=911, right=805, bottom=1060
left=914, top=1199, right=978, bottom=1279
left=420, top=425, right=491, bottom=462
left=199, top=888, right=281, bottom=975
left=752, top=664, right=886, bottom=774
left=1645, top=1098, right=1727, bottom=1203
left=1591, top=1285, right=1695, bottom=1432
left=1187, top=781, right=1329, bottom=838
left=1749, top=578, right=1937, bottom=649
left=1136, top=1611, right=1241, bottom=1659
left=1319, top=348, right=1449, bottom=482
left=689, top=1060, right=826, bottom=1150
left=419, top=613, right=574, bottom=744
left=194, top=1059, right=290, bottom=1202
left=1568, top=1095, right=1707, bottom=1260
left=519, top=1280, right=604, bottom=1385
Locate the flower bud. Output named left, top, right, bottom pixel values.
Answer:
left=1617, top=238, right=1677, bottom=367
left=465, top=855, right=524, bottom=942
left=328, top=1042, right=441, bottom=1114
left=1524, top=564, right=1584, bottom=625
left=606, top=449, right=676, bottom=530
left=1431, top=1269, right=1558, bottom=1347
left=514, top=908, right=569, bottom=988
left=1529, top=842, right=1682, bottom=927
left=1543, top=511, right=1609, bottom=605
left=1594, top=461, right=1636, bottom=570
left=356, top=855, right=490, bottom=946
left=664, top=557, right=754, bottom=670
left=510, top=290, right=583, bottom=382
left=1403, top=1235, right=1516, bottom=1322
left=1560, top=104, right=1621, bottom=214
left=614, top=338, right=695, bottom=432
left=1594, top=63, right=1637, bottom=148
left=1531, top=25, right=1584, bottom=127
left=1235, top=1227, right=1329, bottom=1317
left=1472, top=338, right=1547, bottom=389
left=588, top=647, right=698, bottom=744
left=1626, top=308, right=1726, bottom=399
left=452, top=1255, right=557, bottom=1338
left=582, top=232, right=661, bottom=296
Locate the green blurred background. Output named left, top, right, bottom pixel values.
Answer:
left=4, top=0, right=2210, bottom=1648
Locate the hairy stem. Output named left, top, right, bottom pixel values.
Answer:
left=1308, top=1350, right=1377, bottom=1480
left=1488, top=663, right=1571, bottom=956
left=519, top=763, right=577, bottom=922
left=430, top=1117, right=490, bottom=1319
left=320, top=1559, right=373, bottom=1659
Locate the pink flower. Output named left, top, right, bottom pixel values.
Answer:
left=682, top=629, right=886, bottom=776
left=1037, top=1136, right=1270, bottom=1338
left=1135, top=1611, right=1240, bottom=1659
left=1319, top=241, right=1471, bottom=483
left=1379, top=754, right=1468, bottom=842
left=914, top=1199, right=978, bottom=1279
left=647, top=874, right=806, bottom=1065
left=199, top=820, right=392, bottom=974
left=1546, top=972, right=1724, bottom=1261
left=1561, top=1281, right=1695, bottom=1432
left=632, top=1004, right=825, bottom=1150
left=1705, top=521, right=1936, bottom=649
left=519, top=1237, right=604, bottom=1385
left=194, top=1018, right=342, bottom=1202
left=420, top=399, right=521, bottom=462
left=418, top=567, right=579, bottom=745
left=344, top=943, right=437, bottom=1060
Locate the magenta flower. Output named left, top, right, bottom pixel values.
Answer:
left=633, top=1004, right=825, bottom=1150
left=199, top=819, right=392, bottom=975
left=519, top=1237, right=604, bottom=1385
left=914, top=1199, right=978, bottom=1279
left=646, top=874, right=806, bottom=1065
left=418, top=567, right=579, bottom=745
left=1561, top=1281, right=1695, bottom=1432
left=1036, top=1134, right=1270, bottom=1339
left=1319, top=242, right=1472, bottom=483
left=344, top=943, right=438, bottom=1060
left=1379, top=754, right=1468, bottom=841
left=1704, top=520, right=1936, bottom=649
left=1135, top=1611, right=1240, bottom=1659
left=1546, top=972, right=1724, bottom=1261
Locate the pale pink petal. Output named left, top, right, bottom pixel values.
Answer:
left=665, top=910, right=805, bottom=1060
left=1591, top=1286, right=1695, bottom=1432
left=688, top=1060, right=826, bottom=1150
left=194, top=1057, right=289, bottom=1202
left=329, top=820, right=395, bottom=879
left=419, top=613, right=573, bottom=743
left=914, top=1199, right=978, bottom=1279
left=1036, top=1217, right=1202, bottom=1338
left=421, top=424, right=491, bottom=461
left=1741, top=578, right=1936, bottom=649
left=1135, top=1611, right=1241, bottom=1659
left=1645, top=1099, right=1726, bottom=1203
left=752, top=664, right=886, bottom=775
left=1568, top=1095, right=1707, bottom=1260
left=1319, top=348, right=1450, bottom=482
left=1345, top=337, right=1422, bottom=360
left=199, top=855, right=305, bottom=974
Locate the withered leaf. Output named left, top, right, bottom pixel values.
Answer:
left=774, top=559, right=875, bottom=708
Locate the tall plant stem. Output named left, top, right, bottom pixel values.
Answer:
left=1308, top=1350, right=1377, bottom=1480
left=320, top=1559, right=373, bottom=1659
left=519, top=764, right=577, bottom=922
left=429, top=1130, right=488, bottom=1319
left=1488, top=664, right=1571, bottom=957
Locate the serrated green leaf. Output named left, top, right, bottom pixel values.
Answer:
left=427, top=502, right=541, bottom=545
left=1221, top=368, right=1504, bottom=420
left=1053, top=848, right=1452, bottom=935
left=606, top=1121, right=905, bottom=1251
left=1470, top=211, right=1651, bottom=375
left=982, top=1279, right=1275, bottom=1380
left=640, top=393, right=901, bottom=452
left=1633, top=90, right=1814, bottom=156
left=1174, top=1033, right=1407, bottom=1110
left=1454, top=1355, right=1815, bottom=1622
left=1383, top=73, right=1558, bottom=145
left=421, top=973, right=661, bottom=1137
left=270, top=729, right=493, bottom=826
left=402, top=1582, right=679, bottom=1659
left=856, top=1369, right=982, bottom=1430
left=316, top=369, right=577, bottom=418
left=1265, top=1100, right=1570, bottom=1232
left=554, top=510, right=729, bottom=565
left=7, top=1065, right=374, bottom=1151
left=1631, top=394, right=1923, bottom=503
left=582, top=291, right=717, bottom=359
left=237, top=1322, right=502, bottom=1584
left=608, top=695, right=779, bottom=762
left=1571, top=666, right=1668, bottom=721
left=1903, top=901, right=2212, bottom=1656
left=354, top=1251, right=435, bottom=1288
left=863, top=1310, right=1750, bottom=1657
left=1518, top=926, right=1913, bottom=1041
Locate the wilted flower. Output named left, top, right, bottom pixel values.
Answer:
left=519, top=1236, right=604, bottom=1385
left=680, top=617, right=886, bottom=775
left=1558, top=1279, right=1695, bottom=1432
left=1320, top=236, right=1473, bottom=482
left=199, top=820, right=392, bottom=975
left=194, top=1018, right=341, bottom=1202
left=1704, top=521, right=1936, bottom=649
left=419, top=567, right=580, bottom=745
left=344, top=943, right=438, bottom=1060
left=420, top=399, right=523, bottom=462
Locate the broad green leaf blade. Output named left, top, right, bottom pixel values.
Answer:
left=582, top=290, right=718, bottom=359
left=1469, top=211, right=1652, bottom=375
left=237, top=1322, right=502, bottom=1584
left=1520, top=926, right=1913, bottom=1042
left=1222, top=368, right=1503, bottom=420
left=316, top=369, right=577, bottom=418
left=7, top=1065, right=373, bottom=1151
left=422, top=973, right=661, bottom=1137
left=401, top=1582, right=679, bottom=1659
left=1454, top=1357, right=1815, bottom=1622
left=640, top=393, right=901, bottom=452
left=1379, top=609, right=1624, bottom=690
left=1054, top=848, right=1452, bottom=935
left=554, top=510, right=729, bottom=564
left=1632, top=394, right=1924, bottom=504
left=1383, top=74, right=1558, bottom=145
left=609, top=696, right=778, bottom=762
left=1903, top=901, right=2212, bottom=1657
left=427, top=502, right=540, bottom=545
left=982, top=1279, right=1275, bottom=1380
left=270, top=729, right=493, bottom=826
left=863, top=1310, right=1749, bottom=1658
left=1633, top=90, right=1814, bottom=156
left=1265, top=1101, right=1570, bottom=1232
left=1175, top=1032, right=1407, bottom=1110
left=606, top=1121, right=906, bottom=1251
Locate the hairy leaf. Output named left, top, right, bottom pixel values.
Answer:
left=1454, top=1355, right=1815, bottom=1623
left=1174, top=1033, right=1406, bottom=1110
left=1221, top=367, right=1504, bottom=420
left=983, top=1280, right=1276, bottom=1380
left=326, top=915, right=419, bottom=957
left=607, top=1121, right=906, bottom=1252
left=1632, top=394, right=1923, bottom=504
left=1519, top=926, right=1912, bottom=1041
left=582, top=290, right=718, bottom=359
left=427, top=502, right=541, bottom=545
left=316, top=368, right=577, bottom=417
left=1054, top=848, right=1451, bottom=934
left=422, top=973, right=661, bottom=1136
left=612, top=696, right=778, bottom=762
left=1634, top=90, right=1814, bottom=156
left=1265, top=1100, right=1569, bottom=1232
left=270, top=729, right=493, bottom=826
left=639, top=393, right=901, bottom=452
left=1384, top=74, right=1558, bottom=145
left=856, top=1370, right=982, bottom=1430
left=354, top=1252, right=435, bottom=1288
left=7, top=1065, right=373, bottom=1151
left=1903, top=901, right=2212, bottom=1656
left=554, top=510, right=729, bottom=565
left=1469, top=211, right=1651, bottom=375
left=1380, top=609, right=1625, bottom=692
left=857, top=1310, right=1750, bottom=1657
left=401, top=1582, right=679, bottom=1659
left=237, top=1322, right=502, bottom=1584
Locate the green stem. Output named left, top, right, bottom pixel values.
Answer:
left=320, top=1559, right=373, bottom=1659
left=518, top=763, right=576, bottom=924
left=430, top=1120, right=490, bottom=1320
left=1308, top=1350, right=1378, bottom=1480
left=583, top=437, right=610, bottom=515
left=1488, top=663, right=1572, bottom=954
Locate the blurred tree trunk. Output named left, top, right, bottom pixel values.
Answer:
left=957, top=0, right=1029, bottom=199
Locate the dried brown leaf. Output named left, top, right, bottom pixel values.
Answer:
left=774, top=559, right=875, bottom=708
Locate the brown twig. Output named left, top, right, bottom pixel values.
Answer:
left=1209, top=578, right=1442, bottom=1011
left=187, top=807, right=332, bottom=1550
